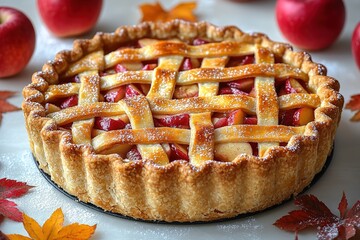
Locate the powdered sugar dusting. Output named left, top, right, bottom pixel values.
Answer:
left=216, top=217, right=264, bottom=239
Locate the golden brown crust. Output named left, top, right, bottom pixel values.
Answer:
left=22, top=20, right=343, bottom=222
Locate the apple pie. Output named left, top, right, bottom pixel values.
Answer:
left=22, top=20, right=343, bottom=222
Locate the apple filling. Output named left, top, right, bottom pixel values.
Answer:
left=44, top=39, right=316, bottom=162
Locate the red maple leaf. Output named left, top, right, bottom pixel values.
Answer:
left=0, top=231, right=9, bottom=240
left=274, top=193, right=360, bottom=240
left=0, top=178, right=34, bottom=199
left=0, top=178, right=34, bottom=222
left=345, top=94, right=360, bottom=121
left=0, top=91, right=20, bottom=123
left=0, top=199, right=23, bottom=222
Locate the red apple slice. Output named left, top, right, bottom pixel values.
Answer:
left=244, top=117, right=257, bottom=125
left=170, top=143, right=189, bottom=161
left=213, top=117, right=228, bottom=129
left=45, top=103, right=61, bottom=113
left=115, top=64, right=127, bottom=73
left=94, top=117, right=127, bottom=131
left=161, top=143, right=171, bottom=158
left=219, top=87, right=248, bottom=95
left=125, top=84, right=143, bottom=98
left=104, top=86, right=126, bottom=102
left=154, top=114, right=190, bottom=129
left=227, top=55, right=254, bottom=67
left=293, top=107, right=314, bottom=126
left=60, top=95, right=78, bottom=109
left=249, top=142, right=258, bottom=156
left=279, top=109, right=296, bottom=126
left=173, top=84, right=199, bottom=99
left=285, top=78, right=307, bottom=93
left=226, top=78, right=254, bottom=92
left=227, top=109, right=245, bottom=125
left=180, top=58, right=193, bottom=71
left=142, top=63, right=157, bottom=70
left=126, top=146, right=142, bottom=161
left=278, top=78, right=306, bottom=96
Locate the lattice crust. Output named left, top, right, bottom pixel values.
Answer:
left=23, top=20, right=344, bottom=222
left=44, top=42, right=321, bottom=164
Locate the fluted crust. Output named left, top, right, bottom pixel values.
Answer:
left=22, top=20, right=343, bottom=222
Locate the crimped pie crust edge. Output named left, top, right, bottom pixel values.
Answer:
left=22, top=20, right=344, bottom=222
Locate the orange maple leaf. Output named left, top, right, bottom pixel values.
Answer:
left=139, top=1, right=197, bottom=23
left=345, top=94, right=360, bottom=121
left=0, top=91, right=20, bottom=123
left=6, top=208, right=96, bottom=240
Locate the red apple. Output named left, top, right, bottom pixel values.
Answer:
left=352, top=22, right=360, bottom=69
left=37, top=0, right=103, bottom=37
left=0, top=7, right=35, bottom=78
left=276, top=0, right=345, bottom=50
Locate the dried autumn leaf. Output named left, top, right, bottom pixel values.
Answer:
left=22, top=213, right=45, bottom=240
left=345, top=94, right=360, bottom=121
left=5, top=235, right=31, bottom=240
left=0, top=178, right=33, bottom=222
left=0, top=178, right=34, bottom=199
left=139, top=2, right=197, bottom=23
left=0, top=231, right=10, bottom=240
left=0, top=91, right=20, bottom=123
left=42, top=208, right=63, bottom=239
left=6, top=208, right=96, bottom=240
left=0, top=199, right=23, bottom=222
left=274, top=193, right=360, bottom=240
left=53, top=223, right=97, bottom=240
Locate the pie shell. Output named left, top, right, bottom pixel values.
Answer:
left=22, top=20, right=343, bottom=222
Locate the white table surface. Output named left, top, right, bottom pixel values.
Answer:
left=1, top=0, right=360, bottom=239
